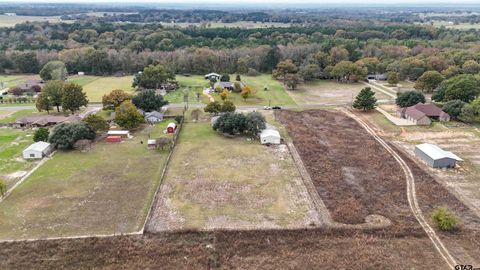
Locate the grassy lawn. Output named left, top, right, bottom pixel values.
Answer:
left=67, top=75, right=135, bottom=103
left=287, top=80, right=392, bottom=105
left=147, top=122, right=318, bottom=231
left=0, top=122, right=173, bottom=240
left=0, top=128, right=36, bottom=189
left=0, top=74, right=40, bottom=89
left=192, top=74, right=296, bottom=106
left=0, top=109, right=46, bottom=124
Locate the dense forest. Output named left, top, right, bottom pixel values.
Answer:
left=1, top=18, right=480, bottom=80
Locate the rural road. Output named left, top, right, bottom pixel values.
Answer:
left=0, top=99, right=395, bottom=111
left=341, top=108, right=457, bottom=269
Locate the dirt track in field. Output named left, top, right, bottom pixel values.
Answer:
left=277, top=109, right=480, bottom=265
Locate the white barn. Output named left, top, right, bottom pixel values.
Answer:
left=260, top=129, right=281, bottom=145
left=415, top=143, right=462, bottom=168
left=23, top=141, right=53, bottom=159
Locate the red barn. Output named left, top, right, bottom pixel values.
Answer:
left=106, top=136, right=122, bottom=143
left=167, top=122, right=177, bottom=134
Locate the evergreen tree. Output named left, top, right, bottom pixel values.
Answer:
left=353, top=87, right=377, bottom=111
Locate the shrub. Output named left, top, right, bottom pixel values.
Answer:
left=49, top=122, right=95, bottom=150
left=247, top=68, right=259, bottom=76
left=33, top=128, right=49, bottom=142
left=431, top=207, right=458, bottom=231
left=395, top=91, right=425, bottom=108
left=220, top=100, right=236, bottom=113
left=213, top=112, right=247, bottom=135
left=174, top=115, right=183, bottom=124
left=442, top=100, right=466, bottom=119
left=0, top=179, right=6, bottom=196
left=83, top=114, right=109, bottom=132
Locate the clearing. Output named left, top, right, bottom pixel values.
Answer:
left=168, top=74, right=296, bottom=106
left=67, top=75, right=135, bottom=103
left=276, top=109, right=480, bottom=264
left=146, top=121, right=319, bottom=231
left=0, top=122, right=173, bottom=240
left=286, top=80, right=393, bottom=105
left=0, top=15, right=72, bottom=27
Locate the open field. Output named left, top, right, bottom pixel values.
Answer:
left=0, top=15, right=72, bottom=27
left=0, top=230, right=448, bottom=269
left=67, top=75, right=135, bottom=103
left=0, top=74, right=40, bottom=89
left=417, top=20, right=480, bottom=30
left=0, top=122, right=173, bottom=240
left=146, top=122, right=319, bottom=231
left=286, top=80, right=392, bottom=105
left=205, top=75, right=296, bottom=106
left=161, top=21, right=291, bottom=29
left=0, top=127, right=36, bottom=189
left=277, top=109, right=480, bottom=264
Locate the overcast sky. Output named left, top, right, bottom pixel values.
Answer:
left=2, top=0, right=480, bottom=4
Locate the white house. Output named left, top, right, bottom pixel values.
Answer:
left=23, top=141, right=53, bottom=159
left=145, top=111, right=164, bottom=123
left=204, top=73, right=221, bottom=81
left=260, top=129, right=281, bottom=145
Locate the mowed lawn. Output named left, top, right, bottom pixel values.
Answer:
left=0, top=74, right=40, bottom=89
left=146, top=122, right=318, bottom=231
left=0, top=127, right=36, bottom=189
left=67, top=75, right=135, bottom=103
left=0, top=122, right=173, bottom=240
left=287, top=80, right=392, bottom=105
left=174, top=74, right=296, bottom=106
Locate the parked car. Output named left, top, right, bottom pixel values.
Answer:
left=272, top=106, right=282, bottom=110
left=264, top=106, right=272, bottom=110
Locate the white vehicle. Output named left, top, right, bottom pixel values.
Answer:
left=264, top=106, right=272, bottom=110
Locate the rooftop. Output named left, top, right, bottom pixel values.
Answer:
left=24, top=141, right=51, bottom=152
left=416, top=143, right=462, bottom=161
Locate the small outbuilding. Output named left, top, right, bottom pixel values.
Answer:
left=23, top=141, right=53, bottom=159
left=147, top=139, right=157, bottom=149
left=260, top=129, right=281, bottom=145
left=415, top=143, right=462, bottom=168
left=107, top=130, right=130, bottom=138
left=167, top=123, right=177, bottom=134
left=106, top=136, right=122, bottom=143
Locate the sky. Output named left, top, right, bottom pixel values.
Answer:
left=2, top=0, right=480, bottom=4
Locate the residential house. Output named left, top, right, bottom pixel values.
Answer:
left=13, top=115, right=80, bottom=128
left=213, top=81, right=244, bottom=91
left=204, top=73, right=221, bottom=81
left=397, top=103, right=450, bottom=125
left=367, top=74, right=387, bottom=81
left=145, top=111, right=164, bottom=123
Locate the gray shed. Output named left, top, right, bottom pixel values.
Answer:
left=414, top=143, right=462, bottom=168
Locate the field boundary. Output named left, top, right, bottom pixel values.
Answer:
left=142, top=114, right=184, bottom=233
left=341, top=108, right=457, bottom=269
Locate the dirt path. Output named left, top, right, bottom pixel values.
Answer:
left=341, top=108, right=457, bottom=269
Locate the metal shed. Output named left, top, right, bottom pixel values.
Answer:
left=414, top=143, right=462, bottom=168
left=260, top=129, right=281, bottom=145
left=23, top=141, right=53, bottom=159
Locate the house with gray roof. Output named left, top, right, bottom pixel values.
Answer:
left=145, top=111, right=164, bottom=123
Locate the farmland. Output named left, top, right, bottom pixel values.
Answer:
left=277, top=109, right=480, bottom=264
left=0, top=15, right=71, bottom=27
left=0, top=122, right=172, bottom=240
left=67, top=75, right=135, bottom=103
left=146, top=121, right=319, bottom=231
left=286, top=80, right=393, bottom=105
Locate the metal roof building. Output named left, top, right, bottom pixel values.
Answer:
left=414, top=143, right=462, bottom=168
left=23, top=141, right=53, bottom=159
left=260, top=129, right=281, bottom=145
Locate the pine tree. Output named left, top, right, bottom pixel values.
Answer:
left=353, top=87, right=377, bottom=111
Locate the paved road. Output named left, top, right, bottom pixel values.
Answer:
left=1, top=100, right=395, bottom=111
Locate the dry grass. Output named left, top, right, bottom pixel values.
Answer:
left=146, top=122, right=319, bottom=231
left=0, top=122, right=172, bottom=240
left=286, top=80, right=392, bottom=105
